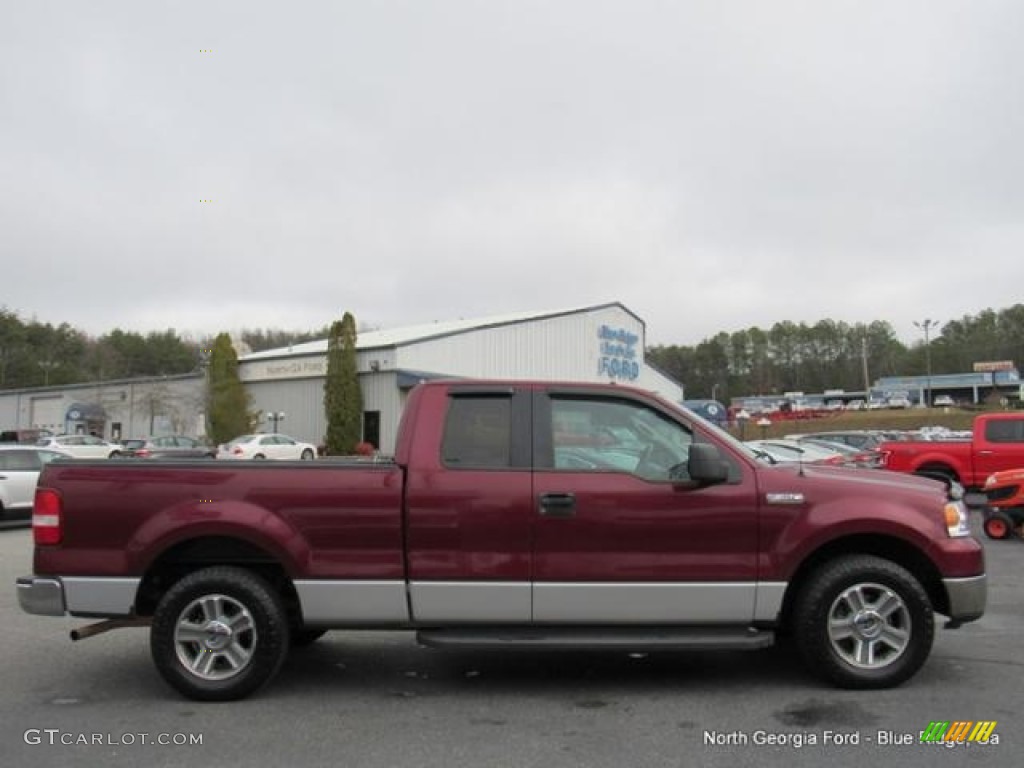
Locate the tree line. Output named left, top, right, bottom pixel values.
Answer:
left=0, top=308, right=330, bottom=390
left=647, top=304, right=1024, bottom=401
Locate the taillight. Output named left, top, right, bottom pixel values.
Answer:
left=33, top=488, right=63, bottom=546
left=136, top=449, right=150, bottom=458
left=232, top=447, right=243, bottom=455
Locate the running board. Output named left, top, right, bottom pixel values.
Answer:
left=417, top=626, right=774, bottom=651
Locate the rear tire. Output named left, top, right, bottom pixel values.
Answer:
left=300, top=449, right=314, bottom=461
left=792, top=555, right=933, bottom=689
left=150, top=566, right=290, bottom=701
left=983, top=513, right=1012, bottom=540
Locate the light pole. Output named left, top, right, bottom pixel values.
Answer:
left=913, top=319, right=938, bottom=406
left=267, top=411, right=286, bottom=433
left=38, top=360, right=58, bottom=386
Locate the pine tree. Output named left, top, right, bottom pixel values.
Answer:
left=324, top=313, right=363, bottom=454
left=207, top=333, right=257, bottom=444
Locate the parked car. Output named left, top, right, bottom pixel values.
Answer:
left=1, top=428, right=54, bottom=445
left=121, top=435, right=215, bottom=460
left=0, top=445, right=71, bottom=519
left=887, top=396, right=912, bottom=409
left=744, top=438, right=850, bottom=466
left=787, top=430, right=885, bottom=451
left=216, top=433, right=317, bottom=461
left=933, top=395, right=955, bottom=407
left=793, top=437, right=883, bottom=469
left=35, top=434, right=123, bottom=459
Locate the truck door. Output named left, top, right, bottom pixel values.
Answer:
left=974, top=415, right=1024, bottom=479
left=404, top=387, right=535, bottom=623
left=530, top=389, right=760, bottom=624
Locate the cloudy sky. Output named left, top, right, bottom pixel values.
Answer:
left=2, top=0, right=1021, bottom=347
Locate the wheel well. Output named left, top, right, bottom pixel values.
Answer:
left=134, top=536, right=302, bottom=625
left=914, top=463, right=960, bottom=485
left=778, top=535, right=949, bottom=630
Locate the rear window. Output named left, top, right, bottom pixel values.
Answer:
left=441, top=396, right=512, bottom=469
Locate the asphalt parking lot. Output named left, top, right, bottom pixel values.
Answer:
left=0, top=513, right=1020, bottom=768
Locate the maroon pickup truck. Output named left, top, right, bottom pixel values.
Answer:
left=18, top=380, right=986, bottom=701
left=879, top=412, right=1024, bottom=488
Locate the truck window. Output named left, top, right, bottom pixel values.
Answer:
left=984, top=418, right=1024, bottom=443
left=550, top=397, right=693, bottom=481
left=441, top=396, right=512, bottom=469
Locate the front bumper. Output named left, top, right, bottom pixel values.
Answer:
left=17, top=576, right=66, bottom=616
left=943, top=574, right=987, bottom=622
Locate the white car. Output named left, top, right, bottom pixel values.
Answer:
left=35, top=434, right=124, bottom=458
left=933, top=395, right=955, bottom=407
left=0, top=445, right=72, bottom=519
left=217, top=433, right=317, bottom=461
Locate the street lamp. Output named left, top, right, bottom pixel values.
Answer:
left=267, top=411, right=286, bottom=433
left=913, top=319, right=938, bottom=406
left=38, top=360, right=58, bottom=386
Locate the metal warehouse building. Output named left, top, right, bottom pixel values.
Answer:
left=239, top=302, right=682, bottom=453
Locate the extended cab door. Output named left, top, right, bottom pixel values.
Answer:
left=404, top=386, right=535, bottom=623
left=531, top=388, right=760, bottom=624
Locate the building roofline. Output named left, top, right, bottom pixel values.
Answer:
left=240, top=302, right=644, bottom=362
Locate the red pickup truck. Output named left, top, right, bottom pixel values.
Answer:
left=17, top=380, right=986, bottom=701
left=879, top=412, right=1024, bottom=488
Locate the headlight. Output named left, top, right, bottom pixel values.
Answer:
left=944, top=501, right=971, bottom=538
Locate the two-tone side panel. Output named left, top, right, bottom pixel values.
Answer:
left=404, top=385, right=535, bottom=622
left=531, top=388, right=763, bottom=624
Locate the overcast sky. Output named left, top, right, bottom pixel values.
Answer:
left=2, top=0, right=1022, bottom=347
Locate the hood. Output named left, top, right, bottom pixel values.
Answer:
left=984, top=467, right=1024, bottom=488
left=757, top=463, right=949, bottom=504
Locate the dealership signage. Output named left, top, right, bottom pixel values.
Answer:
left=597, top=325, right=640, bottom=381
left=240, top=357, right=327, bottom=382
left=973, top=361, right=1015, bottom=373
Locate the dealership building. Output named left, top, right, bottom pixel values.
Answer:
left=240, top=303, right=682, bottom=452
left=0, top=303, right=684, bottom=453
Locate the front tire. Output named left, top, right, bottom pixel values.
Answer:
left=792, top=555, right=933, bottom=689
left=300, top=449, right=314, bottom=461
left=150, top=566, right=290, bottom=701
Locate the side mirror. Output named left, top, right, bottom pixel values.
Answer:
left=688, top=443, right=728, bottom=485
